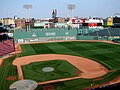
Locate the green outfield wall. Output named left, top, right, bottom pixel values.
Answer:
left=76, top=36, right=98, bottom=40
left=76, top=36, right=109, bottom=40
left=14, top=28, right=78, bottom=43
left=13, top=28, right=109, bottom=43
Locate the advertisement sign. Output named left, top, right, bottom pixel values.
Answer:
left=107, top=18, right=113, bottom=26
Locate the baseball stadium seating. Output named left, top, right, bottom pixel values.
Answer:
left=0, top=27, right=8, bottom=33
left=83, top=28, right=120, bottom=37
left=0, top=26, right=15, bottom=57
left=0, top=35, right=15, bottom=57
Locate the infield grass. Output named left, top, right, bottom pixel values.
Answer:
left=22, top=60, right=79, bottom=82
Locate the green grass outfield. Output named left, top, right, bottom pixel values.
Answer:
left=22, top=60, right=79, bottom=82
left=19, top=41, right=120, bottom=70
left=1, top=41, right=120, bottom=90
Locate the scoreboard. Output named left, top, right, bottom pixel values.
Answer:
left=113, top=17, right=120, bottom=23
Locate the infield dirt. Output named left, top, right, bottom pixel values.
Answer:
left=13, top=54, right=108, bottom=85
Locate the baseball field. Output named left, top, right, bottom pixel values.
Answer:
left=1, top=41, right=120, bottom=90
left=22, top=60, right=79, bottom=82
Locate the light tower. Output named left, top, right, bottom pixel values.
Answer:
left=67, top=4, right=75, bottom=19
left=114, top=12, right=120, bottom=17
left=23, top=4, right=32, bottom=31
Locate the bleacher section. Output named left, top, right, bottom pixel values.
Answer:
left=83, top=28, right=120, bottom=37
left=76, top=28, right=120, bottom=40
left=83, top=29, right=110, bottom=36
left=77, top=28, right=102, bottom=35
left=109, top=28, right=120, bottom=36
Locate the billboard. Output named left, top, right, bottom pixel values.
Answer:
left=88, top=23, right=97, bottom=26
left=107, top=18, right=113, bottom=26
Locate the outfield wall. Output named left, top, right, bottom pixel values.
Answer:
left=14, top=28, right=78, bottom=43
left=76, top=36, right=109, bottom=40
left=14, top=28, right=110, bottom=43
left=76, top=36, right=98, bottom=40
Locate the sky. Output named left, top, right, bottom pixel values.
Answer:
left=0, top=0, right=120, bottom=19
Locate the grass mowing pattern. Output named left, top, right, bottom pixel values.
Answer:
left=0, top=56, right=18, bottom=90
left=22, top=60, right=79, bottom=82
left=2, top=41, right=120, bottom=90
left=19, top=42, right=120, bottom=70
left=18, top=42, right=120, bottom=90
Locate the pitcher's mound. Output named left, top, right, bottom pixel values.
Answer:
left=42, top=67, right=55, bottom=72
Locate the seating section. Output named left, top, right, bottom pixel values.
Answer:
left=0, top=27, right=8, bottom=33
left=0, top=34, right=15, bottom=57
left=0, top=34, right=9, bottom=41
left=83, top=28, right=120, bottom=36
left=3, top=39, right=14, bottom=47
left=109, top=28, right=120, bottom=36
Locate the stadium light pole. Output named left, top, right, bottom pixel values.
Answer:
left=67, top=4, right=75, bottom=19
left=23, top=4, right=32, bottom=32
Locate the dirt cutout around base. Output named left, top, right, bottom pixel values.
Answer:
left=13, top=54, right=108, bottom=85
left=43, top=85, right=54, bottom=90
left=6, top=76, right=16, bottom=81
left=76, top=70, right=83, bottom=75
